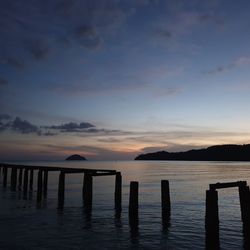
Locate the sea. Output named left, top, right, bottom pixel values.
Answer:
left=0, top=161, right=250, bottom=250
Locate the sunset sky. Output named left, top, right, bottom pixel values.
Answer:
left=1, top=0, right=250, bottom=160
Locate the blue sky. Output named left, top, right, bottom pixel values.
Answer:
left=1, top=0, right=250, bottom=160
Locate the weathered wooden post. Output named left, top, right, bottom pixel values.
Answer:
left=205, top=189, right=219, bottom=249
left=43, top=170, right=48, bottom=197
left=161, top=180, right=171, bottom=226
left=83, top=173, right=93, bottom=209
left=129, top=181, right=139, bottom=227
left=115, top=172, right=122, bottom=216
left=29, top=169, right=34, bottom=191
left=18, top=168, right=23, bottom=190
left=239, top=184, right=250, bottom=226
left=10, top=167, right=17, bottom=191
left=58, top=171, right=65, bottom=209
left=37, top=170, right=43, bottom=203
left=23, top=169, right=29, bottom=196
left=3, top=167, right=7, bottom=187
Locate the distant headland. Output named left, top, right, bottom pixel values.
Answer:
left=135, top=144, right=250, bottom=161
left=65, top=154, right=87, bottom=161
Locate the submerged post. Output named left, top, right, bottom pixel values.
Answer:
left=115, top=172, right=122, bottom=215
left=58, top=171, right=65, bottom=209
left=23, top=169, right=29, bottom=196
left=43, top=170, right=48, bottom=197
left=83, top=173, right=93, bottom=209
left=18, top=168, right=23, bottom=190
left=29, top=169, right=34, bottom=191
left=205, top=189, right=219, bottom=249
left=3, top=167, right=7, bottom=187
left=37, top=170, right=43, bottom=203
left=129, top=181, right=139, bottom=227
left=161, top=180, right=171, bottom=226
left=10, top=167, right=17, bottom=191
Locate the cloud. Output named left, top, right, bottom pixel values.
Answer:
left=0, top=114, right=12, bottom=121
left=0, top=57, right=24, bottom=69
left=0, top=114, right=12, bottom=131
left=0, top=0, right=149, bottom=64
left=0, top=115, right=123, bottom=136
left=0, top=78, right=8, bottom=86
left=74, top=25, right=102, bottom=50
left=25, top=39, right=50, bottom=60
left=11, top=117, right=39, bottom=134
left=206, top=56, right=250, bottom=74
left=47, top=121, right=95, bottom=132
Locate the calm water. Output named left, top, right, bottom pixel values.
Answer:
left=1, top=161, right=250, bottom=250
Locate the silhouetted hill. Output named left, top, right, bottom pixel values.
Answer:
left=65, top=154, right=86, bottom=161
left=135, top=144, right=250, bottom=161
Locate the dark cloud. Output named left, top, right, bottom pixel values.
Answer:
left=74, top=25, right=102, bottom=50
left=54, top=0, right=76, bottom=16
left=25, top=39, right=50, bottom=60
left=47, top=121, right=95, bottom=132
left=11, top=117, right=39, bottom=134
left=155, top=29, right=172, bottom=39
left=0, top=114, right=12, bottom=121
left=0, top=78, right=8, bottom=86
left=0, top=57, right=24, bottom=69
left=0, top=0, right=151, bottom=64
left=0, top=115, right=125, bottom=136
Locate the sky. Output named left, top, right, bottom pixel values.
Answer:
left=1, top=0, right=250, bottom=161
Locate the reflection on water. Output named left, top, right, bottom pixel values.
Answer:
left=1, top=161, right=250, bottom=249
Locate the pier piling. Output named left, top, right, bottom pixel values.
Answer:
left=18, top=169, right=23, bottom=190
left=115, top=172, right=122, bottom=215
left=239, top=185, right=250, bottom=226
left=37, top=170, right=43, bottom=203
left=29, top=169, right=33, bottom=191
left=43, top=170, right=48, bottom=197
left=205, top=189, right=219, bottom=249
left=161, top=180, right=171, bottom=226
left=23, top=169, right=29, bottom=196
left=58, top=171, right=65, bottom=209
left=0, top=163, right=118, bottom=214
left=3, top=167, right=7, bottom=187
left=83, top=173, right=93, bottom=209
left=129, top=181, right=139, bottom=226
left=10, top=167, right=17, bottom=191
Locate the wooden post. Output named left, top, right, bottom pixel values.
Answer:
left=23, top=169, right=29, bottom=196
left=18, top=168, right=23, bottom=190
left=3, top=167, right=7, bottom=187
left=37, top=170, right=43, bottom=203
left=83, top=173, right=93, bottom=209
left=239, top=185, right=250, bottom=226
left=129, top=181, right=139, bottom=226
left=58, top=171, right=65, bottom=209
left=115, top=172, right=122, bottom=215
left=29, top=169, right=34, bottom=191
left=10, top=167, right=17, bottom=191
left=205, top=189, right=219, bottom=249
left=161, top=180, right=171, bottom=226
left=43, top=170, right=48, bottom=197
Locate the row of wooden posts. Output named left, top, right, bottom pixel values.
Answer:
left=4, top=163, right=250, bottom=248
left=0, top=164, right=171, bottom=227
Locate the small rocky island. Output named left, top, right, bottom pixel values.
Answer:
left=65, top=154, right=87, bottom=161
left=135, top=144, right=250, bottom=161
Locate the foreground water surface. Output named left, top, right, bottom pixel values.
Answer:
left=1, top=161, right=250, bottom=250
